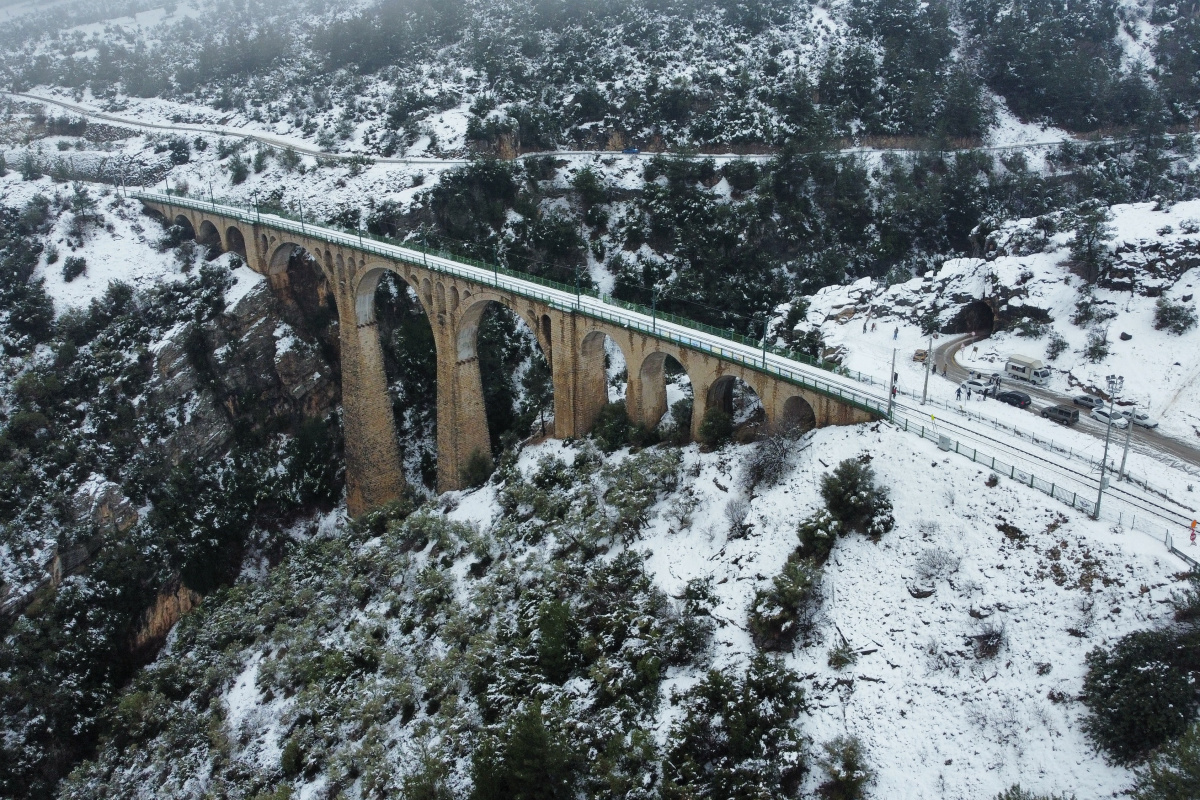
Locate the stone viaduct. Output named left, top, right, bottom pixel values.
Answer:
left=137, top=193, right=881, bottom=516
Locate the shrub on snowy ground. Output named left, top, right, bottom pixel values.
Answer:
left=817, top=735, right=872, bottom=800
left=461, top=449, right=494, bottom=488
left=662, top=654, right=807, bottom=800
left=1133, top=720, right=1200, bottom=800
left=1085, top=328, right=1109, bottom=362
left=994, top=786, right=1076, bottom=800
left=748, top=554, right=823, bottom=651
left=797, top=508, right=844, bottom=563
left=470, top=701, right=578, bottom=800
left=1045, top=330, right=1068, bottom=360
left=742, top=427, right=803, bottom=491
left=591, top=400, right=632, bottom=452
left=1154, top=298, right=1198, bottom=335
left=820, top=458, right=895, bottom=536
left=697, top=405, right=734, bottom=448
left=1173, top=572, right=1200, bottom=626
left=1081, top=628, right=1200, bottom=764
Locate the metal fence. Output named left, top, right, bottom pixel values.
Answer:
left=901, top=391, right=1193, bottom=507
left=894, top=412, right=1198, bottom=570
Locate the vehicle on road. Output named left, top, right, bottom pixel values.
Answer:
left=1126, top=410, right=1160, bottom=428
left=1073, top=394, right=1105, bottom=410
left=1041, top=405, right=1079, bottom=425
left=1092, top=407, right=1129, bottom=428
left=913, top=349, right=928, bottom=362
left=1005, top=355, right=1051, bottom=386
left=996, top=390, right=1032, bottom=408
left=959, top=378, right=995, bottom=397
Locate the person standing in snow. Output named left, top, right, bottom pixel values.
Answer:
left=956, top=387, right=962, bottom=401
left=967, top=388, right=972, bottom=400
left=893, top=327, right=899, bottom=340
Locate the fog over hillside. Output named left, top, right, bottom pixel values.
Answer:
left=1, top=2, right=1200, bottom=799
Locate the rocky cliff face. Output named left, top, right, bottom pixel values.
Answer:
left=150, top=266, right=340, bottom=465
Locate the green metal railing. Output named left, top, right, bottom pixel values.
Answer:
left=134, top=189, right=887, bottom=417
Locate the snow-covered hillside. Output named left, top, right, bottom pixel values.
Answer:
left=57, top=423, right=1192, bottom=799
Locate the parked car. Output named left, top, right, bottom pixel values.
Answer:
left=996, top=391, right=1032, bottom=408
left=1091, top=407, right=1129, bottom=428
left=959, top=378, right=994, bottom=397
left=1041, top=405, right=1080, bottom=425
left=1073, top=394, right=1105, bottom=410
left=1127, top=410, right=1160, bottom=428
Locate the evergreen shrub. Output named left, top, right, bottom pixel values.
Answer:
left=461, top=449, right=494, bottom=488
left=817, top=736, right=872, bottom=800
left=1154, top=298, right=1197, bottom=335
left=696, top=406, right=733, bottom=448
left=1133, top=720, right=1200, bottom=800
left=994, top=786, right=1076, bottom=800
left=62, top=255, right=86, bottom=282
left=591, top=400, right=631, bottom=452
left=1081, top=628, right=1200, bottom=764
left=819, top=458, right=894, bottom=535
left=748, top=554, right=822, bottom=651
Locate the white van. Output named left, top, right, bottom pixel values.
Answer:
left=1005, top=355, right=1051, bottom=386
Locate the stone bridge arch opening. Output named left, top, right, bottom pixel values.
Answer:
left=458, top=299, right=556, bottom=453
left=636, top=352, right=694, bottom=437
left=779, top=394, right=817, bottom=436
left=172, top=214, right=195, bottom=241
left=196, top=220, right=222, bottom=257
left=225, top=226, right=248, bottom=261
left=362, top=269, right=439, bottom=488
left=706, top=374, right=765, bottom=442
left=265, top=242, right=339, bottom=365
left=579, top=329, right=631, bottom=433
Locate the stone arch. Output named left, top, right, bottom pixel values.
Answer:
left=355, top=264, right=430, bottom=325
left=173, top=214, right=195, bottom=239
left=635, top=350, right=695, bottom=429
left=197, top=219, right=222, bottom=255
left=456, top=292, right=556, bottom=449
left=778, top=394, right=817, bottom=435
left=354, top=264, right=440, bottom=487
left=268, top=242, right=307, bottom=276
left=224, top=226, right=247, bottom=259
left=706, top=373, right=765, bottom=440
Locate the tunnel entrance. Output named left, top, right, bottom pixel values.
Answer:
left=948, top=300, right=995, bottom=335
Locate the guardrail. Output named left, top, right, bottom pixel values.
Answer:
left=132, top=189, right=887, bottom=416
left=904, top=391, right=1193, bottom=509
left=893, top=411, right=1197, bottom=571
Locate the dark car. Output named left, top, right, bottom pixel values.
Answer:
left=1073, top=394, right=1105, bottom=410
left=1041, top=405, right=1080, bottom=425
left=996, top=391, right=1032, bottom=408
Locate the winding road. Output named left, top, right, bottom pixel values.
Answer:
left=931, top=333, right=1200, bottom=471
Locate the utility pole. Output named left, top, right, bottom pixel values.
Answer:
left=762, top=316, right=768, bottom=367
left=921, top=330, right=933, bottom=404
left=1118, top=403, right=1135, bottom=481
left=651, top=287, right=657, bottom=333
left=887, top=348, right=898, bottom=422
left=1094, top=374, right=1123, bottom=520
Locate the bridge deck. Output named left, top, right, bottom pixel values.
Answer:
left=134, top=189, right=889, bottom=418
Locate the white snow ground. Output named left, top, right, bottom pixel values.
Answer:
left=433, top=425, right=1191, bottom=799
